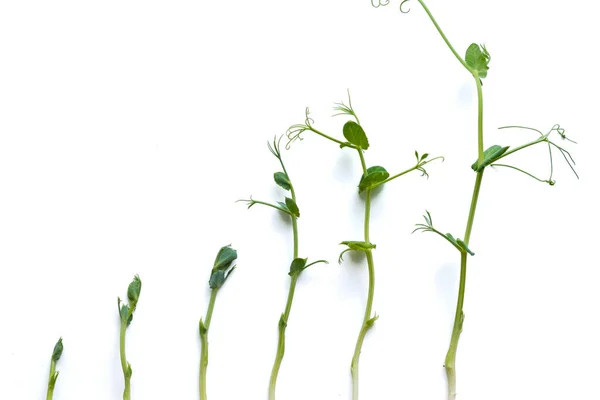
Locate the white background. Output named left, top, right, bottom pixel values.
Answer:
left=1, top=1, right=599, bottom=399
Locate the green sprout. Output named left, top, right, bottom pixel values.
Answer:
left=199, top=245, right=238, bottom=400
left=370, top=1, right=578, bottom=398
left=117, top=275, right=142, bottom=400
left=45, top=337, right=63, bottom=400
left=287, top=92, right=442, bottom=400
left=239, top=136, right=327, bottom=400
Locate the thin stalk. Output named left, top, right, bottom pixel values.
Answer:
left=268, top=274, right=299, bottom=400
left=46, top=360, right=57, bottom=400
left=200, top=289, right=219, bottom=400
left=416, top=2, right=487, bottom=398
left=120, top=320, right=131, bottom=400
left=475, top=78, right=484, bottom=163
left=350, top=148, right=375, bottom=400
left=46, top=361, right=56, bottom=400
left=268, top=165, right=300, bottom=400
left=416, top=0, right=469, bottom=70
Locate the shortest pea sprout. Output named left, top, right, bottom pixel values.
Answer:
left=199, top=245, right=237, bottom=400
left=117, top=275, right=142, bottom=400
left=46, top=337, right=63, bottom=400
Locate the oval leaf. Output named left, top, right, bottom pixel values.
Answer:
left=358, top=166, right=390, bottom=193
left=340, top=241, right=376, bottom=251
left=285, top=197, right=300, bottom=218
left=471, top=145, right=509, bottom=172
left=343, top=121, right=369, bottom=149
left=288, top=257, right=308, bottom=276
left=213, top=245, right=238, bottom=271
left=274, top=172, right=291, bottom=191
left=465, top=43, right=490, bottom=78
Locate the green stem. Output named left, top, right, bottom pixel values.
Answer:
left=475, top=78, right=484, bottom=163
left=268, top=173, right=300, bottom=400
left=415, top=3, right=488, bottom=398
left=268, top=274, right=299, bottom=400
left=309, top=127, right=355, bottom=148
left=444, top=252, right=467, bottom=400
left=350, top=151, right=375, bottom=400
left=416, top=0, right=469, bottom=71
left=46, top=360, right=57, bottom=400
left=200, top=289, right=219, bottom=400
left=463, top=171, right=484, bottom=245
left=120, top=319, right=131, bottom=400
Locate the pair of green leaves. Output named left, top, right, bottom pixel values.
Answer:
left=288, top=257, right=328, bottom=277
left=413, top=211, right=474, bottom=256
left=471, top=144, right=509, bottom=172
left=338, top=241, right=376, bottom=263
left=118, top=275, right=142, bottom=326
left=277, top=197, right=300, bottom=218
left=272, top=172, right=300, bottom=218
left=465, top=43, right=491, bottom=78
left=209, top=245, right=238, bottom=289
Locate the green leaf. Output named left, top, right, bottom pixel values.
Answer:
left=339, top=241, right=376, bottom=263
left=274, top=172, right=291, bottom=191
left=285, top=197, right=300, bottom=218
left=127, top=275, right=142, bottom=305
left=119, top=303, right=129, bottom=321
left=52, top=338, right=63, bottom=362
left=289, top=257, right=308, bottom=276
left=471, top=145, right=510, bottom=172
left=465, top=43, right=491, bottom=78
left=445, top=233, right=475, bottom=256
left=343, top=121, right=369, bottom=149
left=209, top=270, right=226, bottom=289
left=341, top=241, right=377, bottom=251
left=366, top=314, right=379, bottom=328
left=213, top=245, right=238, bottom=271
left=358, top=166, right=390, bottom=193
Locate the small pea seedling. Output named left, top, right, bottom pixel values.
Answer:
left=199, top=245, right=238, bottom=400
left=239, top=136, right=327, bottom=400
left=45, top=337, right=63, bottom=400
left=373, top=1, right=578, bottom=398
left=287, top=93, right=442, bottom=400
left=117, top=275, right=142, bottom=400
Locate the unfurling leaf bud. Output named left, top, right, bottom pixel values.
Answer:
left=209, top=245, right=238, bottom=289
left=127, top=275, right=142, bottom=305
left=213, top=246, right=237, bottom=271
left=52, top=337, right=63, bottom=362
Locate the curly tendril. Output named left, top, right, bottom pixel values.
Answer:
left=370, top=0, right=411, bottom=13
left=285, top=107, right=314, bottom=150
left=371, top=0, right=390, bottom=8
left=400, top=0, right=411, bottom=13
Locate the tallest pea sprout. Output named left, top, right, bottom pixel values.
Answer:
left=287, top=92, right=442, bottom=400
left=370, top=0, right=579, bottom=398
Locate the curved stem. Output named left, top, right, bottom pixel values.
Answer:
left=120, top=320, right=131, bottom=400
left=200, top=289, right=219, bottom=400
left=350, top=148, right=375, bottom=400
left=416, top=0, right=469, bottom=71
left=444, top=252, right=467, bottom=400
left=351, top=248, right=375, bottom=400
left=269, top=274, right=299, bottom=400
left=268, top=174, right=300, bottom=400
